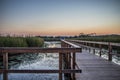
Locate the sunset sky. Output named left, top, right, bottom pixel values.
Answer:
left=0, top=0, right=120, bottom=36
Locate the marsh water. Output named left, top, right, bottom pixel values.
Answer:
left=0, top=41, right=61, bottom=80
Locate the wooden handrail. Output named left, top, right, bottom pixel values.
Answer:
left=69, top=40, right=120, bottom=47
left=0, top=47, right=81, bottom=53
left=68, top=39, right=120, bottom=61
left=0, top=40, right=82, bottom=80
left=61, top=40, right=82, bottom=80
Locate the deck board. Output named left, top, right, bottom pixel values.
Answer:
left=76, top=51, right=120, bottom=80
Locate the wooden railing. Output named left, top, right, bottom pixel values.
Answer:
left=68, top=40, right=120, bottom=61
left=61, top=40, right=81, bottom=80
left=0, top=40, right=82, bottom=80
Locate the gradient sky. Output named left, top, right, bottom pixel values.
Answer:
left=0, top=0, right=120, bottom=36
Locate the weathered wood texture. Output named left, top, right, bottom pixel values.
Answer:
left=0, top=40, right=82, bottom=80
left=67, top=40, right=120, bottom=61
left=61, top=40, right=82, bottom=80
left=59, top=53, right=63, bottom=80
left=76, top=51, right=120, bottom=80
left=0, top=47, right=81, bottom=53
left=69, top=40, right=120, bottom=47
left=65, top=41, right=120, bottom=80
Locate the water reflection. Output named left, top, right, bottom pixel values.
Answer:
left=0, top=41, right=61, bottom=80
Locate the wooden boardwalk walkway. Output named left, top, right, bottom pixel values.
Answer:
left=0, top=40, right=120, bottom=80
left=76, top=50, right=120, bottom=80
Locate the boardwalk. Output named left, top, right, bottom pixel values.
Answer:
left=0, top=40, right=120, bottom=80
left=75, top=49, right=120, bottom=80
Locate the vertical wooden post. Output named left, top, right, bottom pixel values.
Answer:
left=68, top=45, right=72, bottom=80
left=72, top=52, right=76, bottom=80
left=63, top=53, right=67, bottom=80
left=59, top=53, right=62, bottom=80
left=68, top=53, right=72, bottom=80
left=3, top=53, right=8, bottom=80
left=99, top=44, right=102, bottom=57
left=93, top=43, right=95, bottom=54
left=86, top=42, right=87, bottom=50
left=89, top=48, right=91, bottom=53
left=88, top=43, right=90, bottom=53
left=68, top=53, right=71, bottom=69
left=108, top=42, right=112, bottom=61
left=69, top=45, right=71, bottom=70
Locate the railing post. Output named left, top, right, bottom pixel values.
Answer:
left=62, top=53, right=67, bottom=80
left=68, top=45, right=72, bottom=80
left=88, top=43, right=90, bottom=53
left=67, top=52, right=72, bottom=80
left=72, top=52, right=76, bottom=80
left=99, top=44, right=102, bottom=57
left=3, top=53, right=8, bottom=80
left=68, top=53, right=71, bottom=69
left=59, top=53, right=62, bottom=80
left=85, top=42, right=87, bottom=50
left=93, top=43, right=95, bottom=54
left=108, top=42, right=112, bottom=61
left=61, top=41, right=66, bottom=80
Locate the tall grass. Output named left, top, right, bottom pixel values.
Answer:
left=26, top=37, right=44, bottom=47
left=0, top=37, right=44, bottom=47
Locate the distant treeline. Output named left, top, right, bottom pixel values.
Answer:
left=37, top=34, right=120, bottom=43
left=72, top=35, right=120, bottom=43
left=0, top=37, right=44, bottom=47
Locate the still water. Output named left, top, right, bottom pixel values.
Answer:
left=0, top=41, right=61, bottom=80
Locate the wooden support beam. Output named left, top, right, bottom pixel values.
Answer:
left=88, top=43, right=91, bottom=53
left=72, top=52, right=76, bottom=80
left=67, top=42, right=72, bottom=79
left=3, top=53, right=8, bottom=80
left=64, top=53, right=68, bottom=80
left=59, top=53, right=62, bottom=80
left=89, top=48, right=91, bottom=53
left=68, top=53, right=71, bottom=69
left=93, top=43, right=95, bottom=54
left=68, top=53, right=72, bottom=80
left=108, top=42, right=112, bottom=61
left=99, top=44, right=102, bottom=57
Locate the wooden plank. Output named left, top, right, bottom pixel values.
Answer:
left=0, top=47, right=81, bottom=53
left=76, top=51, right=120, bottom=80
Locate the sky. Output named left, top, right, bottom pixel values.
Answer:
left=0, top=0, right=120, bottom=36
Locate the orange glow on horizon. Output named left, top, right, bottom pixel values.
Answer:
left=0, top=24, right=120, bottom=36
